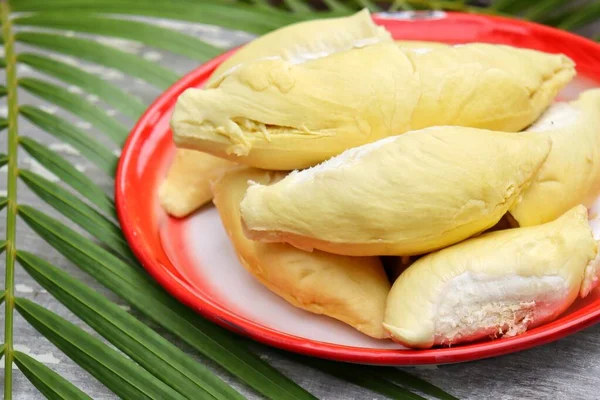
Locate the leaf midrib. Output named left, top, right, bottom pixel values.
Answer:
left=1, top=2, right=19, bottom=397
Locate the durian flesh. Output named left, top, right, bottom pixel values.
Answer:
left=172, top=41, right=573, bottom=170
left=240, top=126, right=552, bottom=256
left=212, top=168, right=391, bottom=339
left=210, top=9, right=392, bottom=85
left=161, top=9, right=389, bottom=217
left=383, top=205, right=598, bottom=348
left=158, top=149, right=237, bottom=217
left=510, top=89, right=600, bottom=226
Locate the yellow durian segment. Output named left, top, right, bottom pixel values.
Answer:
left=172, top=42, right=573, bottom=170
left=383, top=205, right=598, bottom=349
left=212, top=168, right=390, bottom=339
left=240, top=126, right=552, bottom=256
left=395, top=40, right=449, bottom=52
left=211, top=9, right=391, bottom=85
left=158, top=149, right=237, bottom=217
left=161, top=9, right=389, bottom=217
left=510, top=89, right=600, bottom=226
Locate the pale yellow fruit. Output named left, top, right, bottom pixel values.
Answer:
left=510, top=89, right=600, bottom=226
left=162, top=9, right=388, bottom=216
left=210, top=9, right=391, bottom=85
left=395, top=40, right=448, bottom=52
left=212, top=168, right=390, bottom=339
left=158, top=150, right=237, bottom=217
left=172, top=42, right=573, bottom=170
left=383, top=205, right=598, bottom=348
left=240, top=126, right=552, bottom=256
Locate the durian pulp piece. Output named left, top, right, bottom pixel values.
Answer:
left=395, top=40, right=449, bottom=53
left=510, top=89, right=600, bottom=226
left=210, top=9, right=392, bottom=86
left=383, top=205, right=598, bottom=349
left=161, top=8, right=390, bottom=217
left=172, top=42, right=573, bottom=170
left=158, top=149, right=237, bottom=217
left=212, top=168, right=390, bottom=339
left=240, top=126, right=552, bottom=256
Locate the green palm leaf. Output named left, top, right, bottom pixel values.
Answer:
left=13, top=0, right=303, bottom=34
left=523, top=0, right=567, bottom=21
left=18, top=53, right=146, bottom=119
left=14, top=13, right=223, bottom=61
left=557, top=2, right=600, bottom=30
left=20, top=106, right=118, bottom=175
left=15, top=298, right=190, bottom=400
left=380, top=369, right=460, bottom=400
left=19, top=170, right=135, bottom=263
left=13, top=351, right=92, bottom=400
left=19, top=136, right=116, bottom=216
left=16, top=32, right=179, bottom=88
left=283, top=0, right=313, bottom=13
left=17, top=251, right=244, bottom=400
left=306, top=361, right=427, bottom=400
left=19, top=78, right=129, bottom=145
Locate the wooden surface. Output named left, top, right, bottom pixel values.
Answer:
left=1, top=14, right=600, bottom=400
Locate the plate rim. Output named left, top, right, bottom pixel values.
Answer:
left=116, top=11, right=600, bottom=365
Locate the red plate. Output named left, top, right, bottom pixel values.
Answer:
left=116, top=12, right=600, bottom=365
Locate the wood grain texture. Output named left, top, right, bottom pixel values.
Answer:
left=1, top=16, right=599, bottom=400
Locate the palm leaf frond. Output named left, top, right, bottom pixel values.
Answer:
left=19, top=78, right=129, bottom=145
left=13, top=351, right=93, bottom=400
left=15, top=298, right=190, bottom=400
left=20, top=106, right=118, bottom=175
left=16, top=32, right=180, bottom=88
left=304, top=359, right=428, bottom=400
left=14, top=13, right=223, bottom=62
left=18, top=53, right=146, bottom=119
left=19, top=171, right=135, bottom=263
left=18, top=251, right=244, bottom=400
left=19, top=136, right=116, bottom=216
left=557, top=2, right=600, bottom=31
left=13, top=0, right=303, bottom=33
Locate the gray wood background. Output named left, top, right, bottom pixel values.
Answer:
left=1, top=12, right=600, bottom=400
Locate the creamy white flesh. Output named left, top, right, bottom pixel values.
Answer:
left=434, top=272, right=568, bottom=345
left=286, top=135, right=398, bottom=185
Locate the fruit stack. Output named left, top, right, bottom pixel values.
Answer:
left=160, top=10, right=600, bottom=348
